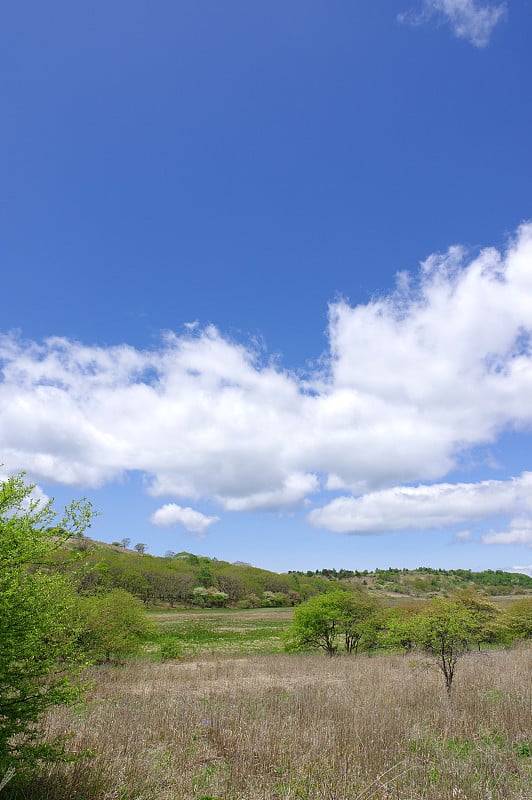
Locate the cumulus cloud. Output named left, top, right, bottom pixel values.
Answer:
left=150, top=503, right=219, bottom=535
left=307, top=473, right=532, bottom=534
left=399, top=0, right=506, bottom=47
left=482, top=518, right=532, bottom=547
left=1, top=223, right=532, bottom=532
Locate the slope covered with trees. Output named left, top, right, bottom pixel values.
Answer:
left=51, top=537, right=532, bottom=609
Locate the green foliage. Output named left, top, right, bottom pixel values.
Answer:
left=390, top=599, right=483, bottom=696
left=514, top=741, right=531, bottom=758
left=61, top=544, right=318, bottom=609
left=285, top=589, right=380, bottom=655
left=446, top=588, right=504, bottom=649
left=339, top=590, right=381, bottom=653
left=49, top=532, right=532, bottom=611
left=285, top=592, right=342, bottom=655
left=79, top=589, right=154, bottom=663
left=0, top=473, right=94, bottom=772
left=501, top=597, right=532, bottom=641
left=159, top=637, right=184, bottom=660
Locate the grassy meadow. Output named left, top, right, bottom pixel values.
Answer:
left=4, top=609, right=531, bottom=800
left=152, top=608, right=293, bottom=659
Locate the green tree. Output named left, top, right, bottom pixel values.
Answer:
left=501, top=597, right=532, bottom=642
left=450, top=588, right=501, bottom=649
left=399, top=599, right=481, bottom=697
left=196, top=559, right=214, bottom=588
left=112, top=567, right=151, bottom=599
left=337, top=590, right=380, bottom=654
left=285, top=592, right=342, bottom=655
left=79, top=589, right=153, bottom=663
left=0, top=473, right=93, bottom=773
left=192, top=585, right=210, bottom=607
left=285, top=589, right=379, bottom=656
left=215, top=568, right=248, bottom=602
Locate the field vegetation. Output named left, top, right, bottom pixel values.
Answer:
left=4, top=645, right=531, bottom=800
left=154, top=608, right=292, bottom=659
left=1, top=474, right=531, bottom=799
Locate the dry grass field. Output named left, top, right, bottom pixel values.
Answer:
left=7, top=645, right=531, bottom=800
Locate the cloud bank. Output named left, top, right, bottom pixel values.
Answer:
left=1, top=222, right=532, bottom=542
left=308, top=473, right=532, bottom=533
left=399, top=0, right=507, bottom=47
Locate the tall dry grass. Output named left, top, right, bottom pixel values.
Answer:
left=6, top=646, right=531, bottom=800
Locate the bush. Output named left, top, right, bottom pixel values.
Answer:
left=0, top=473, right=94, bottom=773
left=159, top=638, right=184, bottom=660
left=79, top=589, right=154, bottom=663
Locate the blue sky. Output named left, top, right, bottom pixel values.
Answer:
left=2, top=1, right=532, bottom=573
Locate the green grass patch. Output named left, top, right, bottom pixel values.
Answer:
left=148, top=608, right=293, bottom=658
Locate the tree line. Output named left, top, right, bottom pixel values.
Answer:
left=53, top=542, right=330, bottom=608
left=284, top=588, right=532, bottom=695
left=52, top=540, right=532, bottom=611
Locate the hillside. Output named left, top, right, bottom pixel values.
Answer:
left=291, top=565, right=532, bottom=597
left=52, top=536, right=532, bottom=608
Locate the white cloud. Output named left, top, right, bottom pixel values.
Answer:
left=1, top=223, right=532, bottom=529
left=150, top=503, right=219, bottom=535
left=511, top=565, right=532, bottom=577
left=399, top=0, right=506, bottom=47
left=0, top=473, right=50, bottom=510
left=220, top=472, right=319, bottom=512
left=307, top=473, right=532, bottom=534
left=482, top=518, right=532, bottom=547
left=454, top=529, right=473, bottom=542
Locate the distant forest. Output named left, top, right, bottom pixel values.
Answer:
left=52, top=537, right=532, bottom=608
